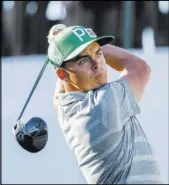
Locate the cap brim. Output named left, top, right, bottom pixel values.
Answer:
left=64, top=36, right=114, bottom=62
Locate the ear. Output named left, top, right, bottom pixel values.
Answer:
left=56, top=68, right=67, bottom=80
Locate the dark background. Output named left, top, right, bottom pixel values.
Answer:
left=2, top=1, right=169, bottom=56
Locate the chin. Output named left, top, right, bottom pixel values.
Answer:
left=84, top=75, right=108, bottom=91
left=93, top=80, right=107, bottom=90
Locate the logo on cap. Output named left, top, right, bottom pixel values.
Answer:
left=72, top=28, right=97, bottom=42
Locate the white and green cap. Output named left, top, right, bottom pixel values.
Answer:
left=48, top=25, right=114, bottom=69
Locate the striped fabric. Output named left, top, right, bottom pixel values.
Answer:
left=56, top=79, right=165, bottom=184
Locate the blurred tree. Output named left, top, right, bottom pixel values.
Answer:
left=25, top=1, right=49, bottom=54
left=2, top=1, right=63, bottom=56
left=156, top=2, right=169, bottom=46
left=2, top=1, right=168, bottom=56
left=2, top=1, right=26, bottom=56
left=81, top=1, right=121, bottom=37
left=134, top=1, right=169, bottom=47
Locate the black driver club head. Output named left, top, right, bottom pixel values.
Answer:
left=14, top=58, right=50, bottom=153
left=13, top=117, right=48, bottom=153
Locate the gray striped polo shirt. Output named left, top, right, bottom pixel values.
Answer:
left=56, top=79, right=165, bottom=184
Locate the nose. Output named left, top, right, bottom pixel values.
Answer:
left=91, top=58, right=99, bottom=71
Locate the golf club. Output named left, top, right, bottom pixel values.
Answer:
left=13, top=57, right=50, bottom=153
left=17, top=57, right=49, bottom=121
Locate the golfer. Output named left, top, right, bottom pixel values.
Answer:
left=48, top=24, right=165, bottom=184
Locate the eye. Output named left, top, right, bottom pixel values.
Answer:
left=96, top=51, right=102, bottom=57
left=77, top=58, right=89, bottom=65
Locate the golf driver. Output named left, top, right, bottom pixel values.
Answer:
left=13, top=57, right=50, bottom=153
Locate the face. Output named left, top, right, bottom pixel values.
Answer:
left=61, top=42, right=108, bottom=92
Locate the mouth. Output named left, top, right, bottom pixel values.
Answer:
left=94, top=71, right=104, bottom=78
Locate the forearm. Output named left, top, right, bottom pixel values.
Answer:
left=101, top=44, right=150, bottom=72
left=101, top=44, right=151, bottom=103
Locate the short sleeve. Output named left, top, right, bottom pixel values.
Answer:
left=76, top=79, right=141, bottom=130
left=109, top=79, right=141, bottom=121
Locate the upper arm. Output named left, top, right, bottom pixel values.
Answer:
left=119, top=59, right=151, bottom=103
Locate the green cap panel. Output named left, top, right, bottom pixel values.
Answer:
left=48, top=26, right=114, bottom=68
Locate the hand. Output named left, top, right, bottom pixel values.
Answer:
left=53, top=79, right=65, bottom=109
left=55, top=78, right=65, bottom=94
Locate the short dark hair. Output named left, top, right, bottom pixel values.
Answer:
left=60, top=57, right=78, bottom=68
left=60, top=61, right=66, bottom=68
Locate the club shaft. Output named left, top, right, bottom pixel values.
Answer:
left=17, top=58, right=49, bottom=121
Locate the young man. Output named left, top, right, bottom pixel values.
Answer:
left=48, top=25, right=165, bottom=184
